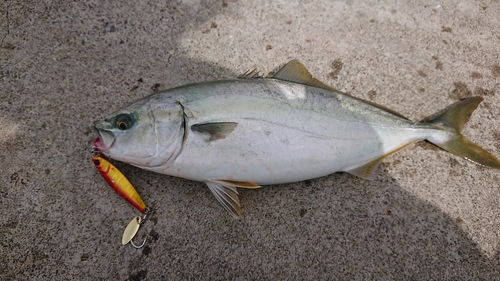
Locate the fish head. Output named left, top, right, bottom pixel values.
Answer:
left=94, top=98, right=185, bottom=168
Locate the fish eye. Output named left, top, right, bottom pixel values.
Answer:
left=115, top=114, right=133, bottom=130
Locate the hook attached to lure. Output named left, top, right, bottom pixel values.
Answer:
left=122, top=207, right=153, bottom=248
left=92, top=156, right=147, bottom=213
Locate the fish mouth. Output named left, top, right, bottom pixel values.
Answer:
left=93, top=119, right=116, bottom=150
left=95, top=129, right=115, bottom=150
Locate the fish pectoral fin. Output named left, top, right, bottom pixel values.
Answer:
left=212, top=179, right=261, bottom=189
left=272, top=60, right=338, bottom=92
left=346, top=143, right=412, bottom=180
left=191, top=122, right=238, bottom=141
left=205, top=181, right=241, bottom=219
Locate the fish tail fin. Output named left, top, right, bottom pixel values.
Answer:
left=422, top=96, right=500, bottom=168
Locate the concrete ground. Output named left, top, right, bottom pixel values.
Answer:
left=2, top=0, right=500, bottom=279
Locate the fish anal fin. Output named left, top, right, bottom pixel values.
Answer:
left=347, top=158, right=381, bottom=180
left=273, top=60, right=338, bottom=92
left=212, top=179, right=261, bottom=189
left=347, top=143, right=412, bottom=180
left=191, top=122, right=238, bottom=141
left=205, top=181, right=241, bottom=219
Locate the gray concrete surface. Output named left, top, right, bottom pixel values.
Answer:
left=2, top=0, right=500, bottom=280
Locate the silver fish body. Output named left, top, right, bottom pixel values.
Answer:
left=94, top=60, right=500, bottom=218
left=147, top=79, right=430, bottom=183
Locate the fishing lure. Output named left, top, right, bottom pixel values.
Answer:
left=92, top=154, right=152, bottom=248
left=92, top=156, right=147, bottom=213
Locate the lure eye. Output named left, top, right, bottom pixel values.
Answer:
left=93, top=159, right=100, bottom=166
left=115, top=114, right=133, bottom=130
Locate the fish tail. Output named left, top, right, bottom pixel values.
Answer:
left=422, top=96, right=500, bottom=168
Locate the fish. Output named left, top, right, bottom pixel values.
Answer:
left=93, top=60, right=500, bottom=219
left=92, top=156, right=147, bottom=213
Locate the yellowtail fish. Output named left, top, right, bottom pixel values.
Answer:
left=93, top=60, right=500, bottom=218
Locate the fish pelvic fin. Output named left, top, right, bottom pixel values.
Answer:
left=206, top=181, right=241, bottom=219
left=211, top=179, right=261, bottom=189
left=423, top=96, right=500, bottom=168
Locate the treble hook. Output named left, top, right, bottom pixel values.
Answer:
left=122, top=207, right=153, bottom=249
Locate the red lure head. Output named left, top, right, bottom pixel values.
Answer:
left=92, top=156, right=109, bottom=174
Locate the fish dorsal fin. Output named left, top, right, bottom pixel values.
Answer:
left=238, top=68, right=262, bottom=79
left=205, top=181, right=241, bottom=219
left=274, top=60, right=409, bottom=120
left=272, top=60, right=408, bottom=120
left=273, top=60, right=337, bottom=91
left=346, top=143, right=412, bottom=180
left=191, top=122, right=238, bottom=141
